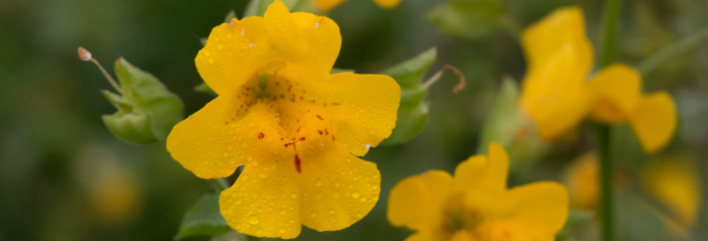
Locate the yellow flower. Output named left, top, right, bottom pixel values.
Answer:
left=166, top=1, right=400, bottom=238
left=314, top=0, right=402, bottom=11
left=641, top=156, right=701, bottom=228
left=519, top=7, right=677, bottom=153
left=387, top=143, right=568, bottom=241
left=562, top=152, right=599, bottom=211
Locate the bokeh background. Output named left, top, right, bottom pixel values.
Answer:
left=1, top=0, right=707, bottom=241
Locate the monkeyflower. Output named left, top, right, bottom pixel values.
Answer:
left=387, top=143, right=568, bottom=241
left=519, top=7, right=676, bottom=153
left=166, top=1, right=400, bottom=238
left=314, top=0, right=402, bottom=11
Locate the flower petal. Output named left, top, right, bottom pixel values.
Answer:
left=521, top=7, right=592, bottom=72
left=454, top=143, right=508, bottom=194
left=587, top=64, right=642, bottom=123
left=302, top=72, right=400, bottom=156
left=519, top=6, right=594, bottom=141
left=166, top=96, right=240, bottom=179
left=297, top=143, right=381, bottom=231
left=373, top=0, right=402, bottom=9
left=628, top=91, right=677, bottom=153
left=196, top=16, right=271, bottom=95
left=219, top=164, right=302, bottom=239
left=562, top=152, right=599, bottom=211
left=290, top=12, right=341, bottom=76
left=167, top=99, right=289, bottom=179
left=387, top=170, right=454, bottom=231
left=498, top=182, right=568, bottom=239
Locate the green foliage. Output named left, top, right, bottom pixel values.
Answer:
left=244, top=0, right=301, bottom=17
left=380, top=48, right=437, bottom=145
left=210, top=231, right=247, bottom=241
left=476, top=77, right=549, bottom=168
left=427, top=0, right=505, bottom=39
left=175, top=193, right=232, bottom=240
left=102, top=57, right=184, bottom=144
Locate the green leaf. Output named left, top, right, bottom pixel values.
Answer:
left=224, top=10, right=237, bottom=23
left=210, top=231, right=247, bottom=241
left=244, top=0, right=300, bottom=17
left=175, top=193, right=231, bottom=240
left=427, top=0, right=505, bottom=39
left=380, top=48, right=437, bottom=145
left=476, top=77, right=549, bottom=168
left=555, top=210, right=595, bottom=241
left=195, top=82, right=216, bottom=95
left=102, top=57, right=184, bottom=144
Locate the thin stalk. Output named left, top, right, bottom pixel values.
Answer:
left=599, top=0, right=622, bottom=68
left=597, top=1, right=621, bottom=241
left=636, top=25, right=708, bottom=76
left=419, top=65, right=466, bottom=94
left=89, top=58, right=123, bottom=94
left=594, top=124, right=614, bottom=241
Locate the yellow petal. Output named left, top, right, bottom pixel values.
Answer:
left=373, top=0, right=402, bottom=9
left=587, top=64, right=642, bottom=123
left=627, top=91, right=677, bottom=153
left=520, top=7, right=594, bottom=141
left=167, top=99, right=290, bottom=179
left=454, top=143, right=508, bottom=194
left=562, top=152, right=599, bottom=211
left=641, top=156, right=700, bottom=226
left=495, top=182, right=569, bottom=239
left=521, top=7, right=592, bottom=74
left=306, top=72, right=400, bottom=156
left=387, top=170, right=454, bottom=230
left=314, top=0, right=346, bottom=11
left=166, top=96, right=240, bottom=179
left=196, top=16, right=271, bottom=95
left=298, top=144, right=381, bottom=232
left=197, top=1, right=341, bottom=95
left=219, top=164, right=302, bottom=239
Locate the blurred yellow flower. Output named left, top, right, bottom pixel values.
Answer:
left=562, top=152, right=599, bottom=211
left=519, top=7, right=676, bottom=153
left=387, top=143, right=568, bottom=241
left=166, top=1, right=400, bottom=238
left=314, top=0, right=402, bottom=11
left=641, top=156, right=701, bottom=228
left=562, top=153, right=700, bottom=233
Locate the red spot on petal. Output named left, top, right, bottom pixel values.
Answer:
left=299, top=137, right=305, bottom=141
left=280, top=137, right=284, bottom=141
left=333, top=102, right=340, bottom=105
left=325, top=129, right=329, bottom=135
left=316, top=115, right=323, bottom=120
left=318, top=130, right=323, bottom=135
left=294, top=155, right=301, bottom=173
left=225, top=121, right=229, bottom=125
left=332, top=136, right=335, bottom=141
left=258, top=133, right=264, bottom=139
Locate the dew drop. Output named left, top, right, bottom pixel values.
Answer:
left=248, top=215, right=260, bottom=224
left=329, top=209, right=335, bottom=214
left=309, top=211, right=317, bottom=218
left=315, top=180, right=323, bottom=186
left=208, top=58, right=214, bottom=64
left=352, top=191, right=360, bottom=198
left=258, top=172, right=268, bottom=179
left=235, top=198, right=243, bottom=204
left=334, top=192, right=340, bottom=198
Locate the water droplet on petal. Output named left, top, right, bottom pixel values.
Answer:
left=248, top=215, right=260, bottom=224
left=352, top=191, right=360, bottom=198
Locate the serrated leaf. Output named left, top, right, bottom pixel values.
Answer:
left=427, top=0, right=505, bottom=39
left=175, top=194, right=231, bottom=240
left=102, top=57, right=184, bottom=144
left=380, top=48, right=437, bottom=146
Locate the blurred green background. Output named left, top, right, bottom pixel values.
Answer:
left=1, top=0, right=707, bottom=240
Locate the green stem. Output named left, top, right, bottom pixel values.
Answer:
left=599, top=0, right=622, bottom=68
left=636, top=25, right=708, bottom=76
left=594, top=124, right=613, bottom=241
left=597, top=1, right=621, bottom=241
left=209, top=178, right=229, bottom=192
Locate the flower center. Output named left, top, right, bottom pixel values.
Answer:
left=441, top=193, right=484, bottom=237
left=231, top=62, right=338, bottom=173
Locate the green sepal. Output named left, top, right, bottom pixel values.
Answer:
left=195, top=82, right=216, bottom=95
left=244, top=0, right=300, bottom=17
left=101, top=57, right=184, bottom=144
left=427, top=0, right=505, bottom=39
left=380, top=48, right=437, bottom=146
left=175, top=193, right=231, bottom=240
